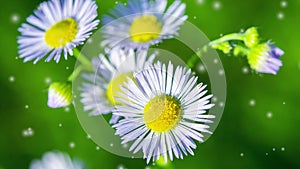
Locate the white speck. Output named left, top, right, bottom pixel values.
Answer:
left=96, top=146, right=100, bottom=150
left=272, top=148, right=276, bottom=151
left=242, top=67, right=249, bottom=74
left=266, top=153, right=269, bottom=155
left=281, top=147, right=285, bottom=151
left=193, top=16, right=197, bottom=19
left=219, top=102, right=224, bottom=107
left=118, top=164, right=125, bottom=169
left=218, top=69, right=224, bottom=76
left=110, top=143, right=114, bottom=147
left=213, top=58, right=219, bottom=64
left=25, top=105, right=29, bottom=109
left=123, top=143, right=128, bottom=148
left=22, top=127, right=34, bottom=137
left=249, top=99, right=256, bottom=106
left=11, top=13, right=20, bottom=23
left=266, top=112, right=273, bottom=118
left=145, top=167, right=151, bottom=169
left=212, top=97, right=218, bottom=102
left=124, top=2, right=127, bottom=6
left=280, top=1, right=287, bottom=8
left=58, top=123, right=62, bottom=127
left=277, top=12, right=284, bottom=20
left=69, top=142, right=75, bottom=148
left=219, top=33, right=223, bottom=37
left=240, top=29, right=245, bottom=33
left=87, top=134, right=91, bottom=139
left=87, top=38, right=93, bottom=44
left=240, top=153, right=244, bottom=157
left=197, top=0, right=204, bottom=4
left=66, top=66, right=69, bottom=70
left=198, top=64, right=206, bottom=73
left=213, top=1, right=221, bottom=10
left=44, top=77, right=52, bottom=84
left=115, top=1, right=119, bottom=4
left=65, top=107, right=70, bottom=112
left=9, top=76, right=15, bottom=82
left=283, top=102, right=286, bottom=105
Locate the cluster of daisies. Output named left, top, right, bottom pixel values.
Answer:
left=17, top=0, right=284, bottom=168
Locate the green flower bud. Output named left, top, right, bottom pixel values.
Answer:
left=47, top=82, right=72, bottom=108
left=243, top=27, right=259, bottom=48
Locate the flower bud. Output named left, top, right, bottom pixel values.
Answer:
left=47, top=82, right=72, bottom=108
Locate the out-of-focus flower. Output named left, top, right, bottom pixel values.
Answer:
left=113, top=62, right=215, bottom=163
left=101, top=0, right=187, bottom=50
left=47, top=82, right=72, bottom=108
left=247, top=43, right=284, bottom=75
left=18, top=0, right=99, bottom=63
left=80, top=49, right=156, bottom=124
left=30, top=151, right=84, bottom=169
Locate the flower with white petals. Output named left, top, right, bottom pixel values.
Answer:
left=47, top=82, right=72, bottom=108
left=247, top=43, right=284, bottom=75
left=101, top=0, right=187, bottom=50
left=113, top=62, right=215, bottom=163
left=18, top=0, right=99, bottom=63
left=30, top=151, right=84, bottom=169
left=80, top=49, right=156, bottom=124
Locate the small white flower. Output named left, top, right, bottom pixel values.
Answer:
left=47, top=82, right=72, bottom=108
left=101, top=0, right=187, bottom=50
left=18, top=0, right=99, bottom=63
left=113, top=62, right=215, bottom=163
left=80, top=49, right=156, bottom=124
left=30, top=151, right=84, bottom=169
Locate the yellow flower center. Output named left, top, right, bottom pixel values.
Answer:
left=143, top=95, right=182, bottom=133
left=129, top=15, right=162, bottom=43
left=44, top=18, right=78, bottom=48
left=106, top=73, right=133, bottom=105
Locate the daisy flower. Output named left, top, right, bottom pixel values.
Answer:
left=18, top=0, right=99, bottom=63
left=247, top=43, right=284, bottom=75
left=30, top=151, right=84, bottom=169
left=80, top=49, right=156, bottom=124
left=101, top=0, right=187, bottom=50
left=113, top=62, right=215, bottom=163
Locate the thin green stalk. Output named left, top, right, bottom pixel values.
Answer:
left=73, top=48, right=93, bottom=70
left=68, top=65, right=83, bottom=82
left=209, top=33, right=244, bottom=46
left=187, top=33, right=245, bottom=69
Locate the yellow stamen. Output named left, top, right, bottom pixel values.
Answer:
left=129, top=15, right=162, bottom=43
left=106, top=73, right=133, bottom=105
left=144, top=95, right=182, bottom=132
left=45, top=18, right=78, bottom=48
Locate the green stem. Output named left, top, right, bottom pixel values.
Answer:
left=209, top=33, right=244, bottom=46
left=68, top=65, right=83, bottom=82
left=187, top=45, right=208, bottom=68
left=67, top=48, right=94, bottom=82
left=73, top=48, right=93, bottom=70
left=187, top=33, right=245, bottom=69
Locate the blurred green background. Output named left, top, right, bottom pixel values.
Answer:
left=1, top=0, right=300, bottom=168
